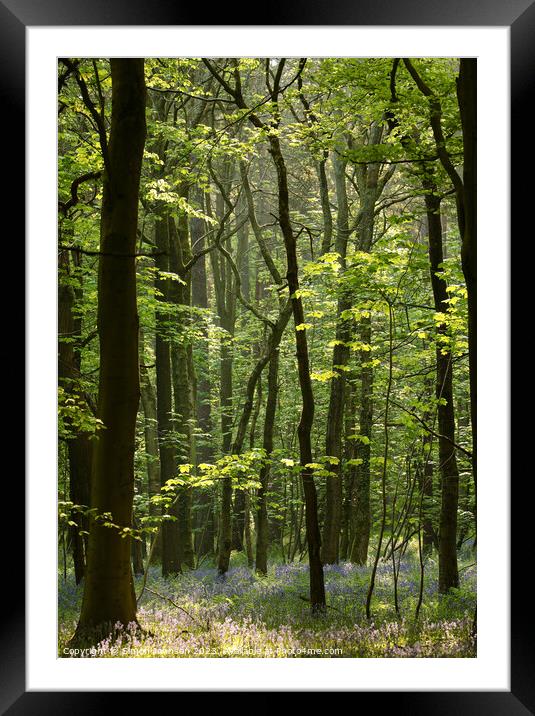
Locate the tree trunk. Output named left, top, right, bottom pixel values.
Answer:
left=231, top=211, right=251, bottom=551
left=322, top=148, right=350, bottom=564
left=420, top=375, right=437, bottom=553
left=244, top=492, right=254, bottom=568
left=350, top=315, right=374, bottom=565
left=269, top=133, right=326, bottom=611
left=457, top=59, right=477, bottom=493
left=139, top=333, right=161, bottom=561
left=340, top=378, right=356, bottom=560
left=216, top=330, right=234, bottom=574
left=169, top=210, right=195, bottom=569
left=211, top=176, right=237, bottom=575
left=72, top=59, right=146, bottom=643
left=190, top=213, right=215, bottom=557
left=155, top=216, right=181, bottom=576
left=58, top=248, right=92, bottom=583
left=131, top=514, right=145, bottom=576
left=255, top=348, right=279, bottom=575
left=349, top=126, right=385, bottom=565
left=317, top=155, right=333, bottom=255
left=424, top=185, right=460, bottom=593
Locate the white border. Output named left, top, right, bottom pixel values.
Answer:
left=27, top=26, right=510, bottom=691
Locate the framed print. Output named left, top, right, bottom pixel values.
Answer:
left=7, top=0, right=526, bottom=711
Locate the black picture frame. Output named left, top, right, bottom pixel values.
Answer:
left=9, top=0, right=524, bottom=711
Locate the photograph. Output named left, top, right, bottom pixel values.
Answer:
left=6, top=3, right=526, bottom=706
left=57, top=55, right=478, bottom=659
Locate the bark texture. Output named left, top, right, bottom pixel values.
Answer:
left=73, top=59, right=146, bottom=642
left=58, top=248, right=92, bottom=584
left=321, top=147, right=350, bottom=564
left=424, top=185, right=460, bottom=593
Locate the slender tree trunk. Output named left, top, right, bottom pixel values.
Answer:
left=457, top=59, right=477, bottom=494
left=169, top=210, right=195, bottom=569
left=349, top=128, right=385, bottom=564
left=131, top=513, right=144, bottom=576
left=244, top=493, right=254, bottom=567
left=255, top=347, right=280, bottom=575
left=366, top=302, right=394, bottom=619
left=211, top=177, right=237, bottom=575
left=350, top=315, right=374, bottom=565
left=231, top=492, right=246, bottom=551
left=58, top=249, right=92, bottom=583
left=171, top=337, right=195, bottom=569
left=155, top=217, right=181, bottom=576
left=317, top=155, right=333, bottom=255
left=424, top=185, right=460, bottom=593
left=190, top=214, right=215, bottom=557
left=216, top=328, right=234, bottom=574
left=420, top=375, right=437, bottom=553
left=231, top=212, right=251, bottom=551
left=66, top=434, right=93, bottom=583
left=139, top=357, right=162, bottom=561
left=72, top=59, right=146, bottom=643
left=340, top=378, right=356, bottom=560
left=269, top=133, right=326, bottom=611
left=322, top=148, right=350, bottom=564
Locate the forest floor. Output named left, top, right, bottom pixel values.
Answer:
left=59, top=548, right=476, bottom=658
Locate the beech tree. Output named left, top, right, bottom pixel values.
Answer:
left=68, top=58, right=146, bottom=643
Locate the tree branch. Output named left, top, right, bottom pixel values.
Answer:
left=58, top=171, right=102, bottom=215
